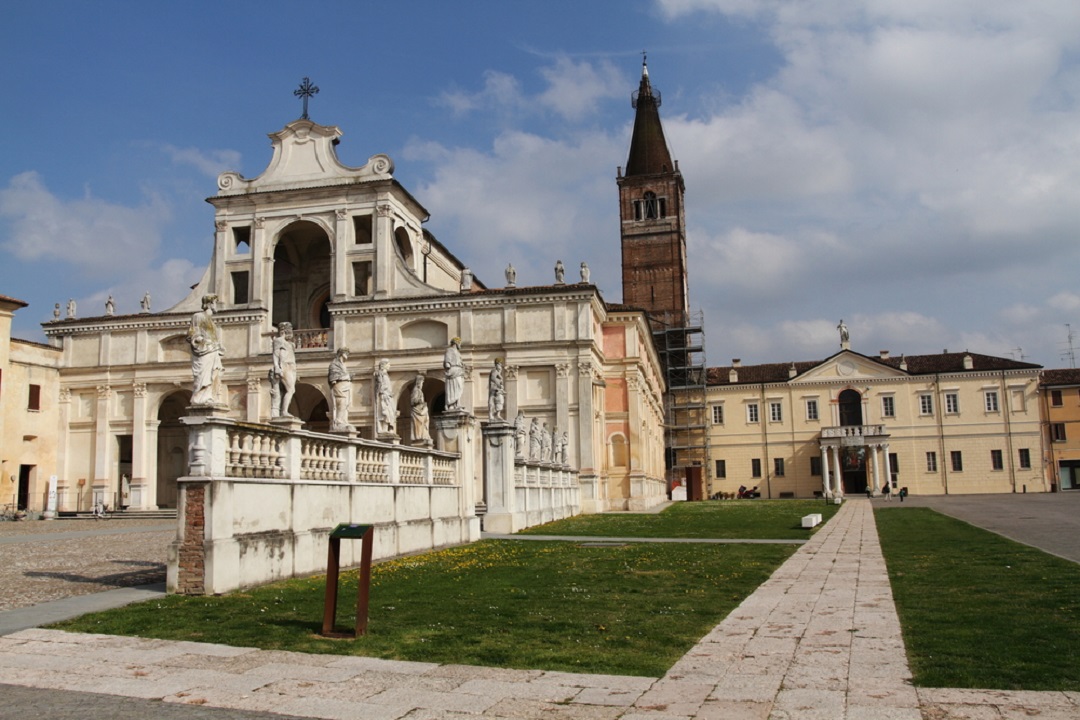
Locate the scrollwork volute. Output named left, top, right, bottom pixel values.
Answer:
left=133, top=383, right=148, bottom=398
left=59, top=388, right=72, bottom=403
left=504, top=364, right=519, bottom=380
left=368, top=154, right=394, bottom=175
left=254, top=217, right=265, bottom=229
left=247, top=377, right=261, bottom=393
left=555, top=363, right=570, bottom=378
left=215, top=220, right=228, bottom=232
left=96, top=385, right=111, bottom=399
left=336, top=208, right=348, bottom=220
left=376, top=203, right=393, bottom=217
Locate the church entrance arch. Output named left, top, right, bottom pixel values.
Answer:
left=156, top=390, right=191, bottom=509
left=272, top=220, right=332, bottom=332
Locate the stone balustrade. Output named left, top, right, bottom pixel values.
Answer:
left=821, top=424, right=888, bottom=439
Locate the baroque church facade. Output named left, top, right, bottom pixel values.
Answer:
left=36, top=103, right=668, bottom=516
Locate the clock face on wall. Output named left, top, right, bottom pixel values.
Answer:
left=837, top=360, right=856, bottom=376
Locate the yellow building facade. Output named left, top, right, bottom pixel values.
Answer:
left=1040, top=369, right=1080, bottom=491
left=705, top=347, right=1046, bottom=499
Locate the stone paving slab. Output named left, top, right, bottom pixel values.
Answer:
left=0, top=500, right=1077, bottom=719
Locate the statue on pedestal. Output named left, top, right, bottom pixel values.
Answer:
left=505, top=263, right=516, bottom=287
left=443, top=337, right=465, bottom=411
left=411, top=373, right=431, bottom=445
left=514, top=410, right=526, bottom=458
left=271, top=322, right=297, bottom=417
left=141, top=292, right=151, bottom=313
left=528, top=417, right=541, bottom=461
left=488, top=358, right=505, bottom=421
left=541, top=422, right=553, bottom=462
left=838, top=319, right=849, bottom=345
left=374, top=358, right=396, bottom=436
left=328, top=348, right=354, bottom=432
left=187, top=295, right=224, bottom=406
left=105, top=296, right=115, bottom=316
left=580, top=262, right=590, bottom=283
left=554, top=260, right=565, bottom=284
left=460, top=267, right=473, bottom=292
left=66, top=299, right=76, bottom=319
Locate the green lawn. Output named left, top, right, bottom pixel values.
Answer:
left=877, top=507, right=1080, bottom=691
left=54, top=537, right=796, bottom=677
left=519, top=499, right=840, bottom=539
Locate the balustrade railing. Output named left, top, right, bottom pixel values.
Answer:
left=820, top=424, right=887, bottom=439
left=292, top=328, right=329, bottom=349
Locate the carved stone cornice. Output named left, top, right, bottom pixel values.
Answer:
left=504, top=365, right=519, bottom=380
left=376, top=203, right=393, bottom=217
left=59, top=388, right=72, bottom=403
left=96, top=385, right=112, bottom=399
left=133, top=383, right=148, bottom=398
left=215, top=220, right=228, bottom=232
left=556, top=363, right=570, bottom=379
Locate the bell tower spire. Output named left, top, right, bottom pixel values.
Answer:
left=617, top=58, right=688, bottom=329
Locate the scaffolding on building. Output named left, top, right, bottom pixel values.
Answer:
left=654, top=309, right=711, bottom=497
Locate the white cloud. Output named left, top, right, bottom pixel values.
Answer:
left=437, top=71, right=524, bottom=117
left=0, top=171, right=170, bottom=278
left=163, top=145, right=243, bottom=179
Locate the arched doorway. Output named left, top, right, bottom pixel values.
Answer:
left=837, top=389, right=867, bottom=494
left=272, top=221, right=332, bottom=332
left=156, top=390, right=191, bottom=509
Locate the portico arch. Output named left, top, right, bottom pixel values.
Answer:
left=272, top=220, right=333, bottom=331
left=156, top=390, right=191, bottom=509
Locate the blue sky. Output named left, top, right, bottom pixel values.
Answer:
left=4, top=1, right=1080, bottom=368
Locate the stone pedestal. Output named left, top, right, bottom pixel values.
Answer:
left=481, top=420, right=515, bottom=533
left=269, top=415, right=304, bottom=432
left=434, top=411, right=480, bottom=541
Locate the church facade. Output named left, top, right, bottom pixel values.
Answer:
left=38, top=116, right=667, bottom=516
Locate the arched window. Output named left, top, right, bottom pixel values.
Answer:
left=838, top=389, right=863, bottom=426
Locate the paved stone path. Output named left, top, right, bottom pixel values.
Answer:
left=1, top=501, right=1078, bottom=718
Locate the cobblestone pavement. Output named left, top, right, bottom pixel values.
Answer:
left=1, top=504, right=1078, bottom=718
left=0, top=519, right=174, bottom=612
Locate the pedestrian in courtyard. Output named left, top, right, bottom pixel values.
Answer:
left=883, top=483, right=891, bottom=501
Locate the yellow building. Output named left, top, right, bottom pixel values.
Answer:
left=0, top=295, right=62, bottom=514
left=1039, top=369, right=1080, bottom=491
left=705, top=346, right=1046, bottom=499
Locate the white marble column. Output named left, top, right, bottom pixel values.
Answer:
left=832, top=446, right=844, bottom=497
left=883, top=444, right=893, bottom=489
left=821, top=445, right=831, bottom=497
left=871, top=444, right=881, bottom=495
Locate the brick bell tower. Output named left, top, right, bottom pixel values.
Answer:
left=618, top=58, right=688, bottom=330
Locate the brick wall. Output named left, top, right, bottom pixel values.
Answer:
left=176, top=483, right=206, bottom=595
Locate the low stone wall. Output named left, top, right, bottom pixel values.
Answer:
left=168, top=477, right=474, bottom=595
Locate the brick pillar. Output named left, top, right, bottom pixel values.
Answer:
left=175, top=482, right=207, bottom=595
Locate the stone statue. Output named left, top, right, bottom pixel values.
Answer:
left=488, top=358, right=505, bottom=421
left=560, top=431, right=570, bottom=465
left=838, top=319, right=849, bottom=344
left=327, top=347, right=354, bottom=432
left=105, top=296, right=115, bottom=316
left=374, top=358, right=396, bottom=436
left=271, top=322, right=297, bottom=417
left=505, top=263, right=517, bottom=287
left=541, top=422, right=553, bottom=462
left=443, top=337, right=465, bottom=411
left=580, top=262, right=590, bottom=283
left=554, top=260, right=565, bottom=284
left=528, top=417, right=541, bottom=461
left=460, top=267, right=473, bottom=292
left=186, top=295, right=224, bottom=406
left=141, top=292, right=151, bottom=313
left=411, top=373, right=431, bottom=445
left=554, top=431, right=567, bottom=466
left=52, top=303, right=60, bottom=320
left=514, top=410, right=526, bottom=458
left=268, top=367, right=281, bottom=418
left=66, top=299, right=76, bottom=319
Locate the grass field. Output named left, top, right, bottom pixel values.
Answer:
left=53, top=501, right=823, bottom=676
left=877, top=507, right=1080, bottom=691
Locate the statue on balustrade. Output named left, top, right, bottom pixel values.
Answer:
left=514, top=410, right=526, bottom=458
left=375, top=358, right=397, bottom=436
left=488, top=358, right=505, bottom=421
left=328, top=347, right=355, bottom=432
left=271, top=322, right=297, bottom=417
left=443, top=337, right=465, bottom=411
left=411, top=372, right=431, bottom=445
left=187, top=294, right=225, bottom=406
left=554, top=431, right=567, bottom=466
left=528, top=417, right=541, bottom=461
left=541, top=422, right=553, bottom=462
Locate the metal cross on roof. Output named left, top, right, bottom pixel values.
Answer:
left=294, top=77, right=320, bottom=120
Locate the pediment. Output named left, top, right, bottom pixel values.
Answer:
left=217, top=120, right=394, bottom=195
left=793, top=351, right=907, bottom=383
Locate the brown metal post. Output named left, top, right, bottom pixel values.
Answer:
left=321, top=536, right=341, bottom=635
left=355, top=529, right=373, bottom=636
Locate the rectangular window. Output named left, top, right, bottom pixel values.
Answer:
left=1052, top=389, right=1064, bottom=407
left=810, top=456, right=822, bottom=476
left=1019, top=448, right=1031, bottom=469
left=27, top=384, right=41, bottom=411
left=806, top=399, right=819, bottom=421
left=774, top=458, right=785, bottom=477
left=991, top=449, right=1003, bottom=471
left=711, top=405, right=724, bottom=425
left=1052, top=423, right=1067, bottom=442
left=889, top=452, right=899, bottom=485
left=881, top=396, right=895, bottom=418
left=353, top=261, right=373, bottom=296
left=715, top=459, right=726, bottom=478
left=985, top=391, right=999, bottom=413
left=353, top=214, right=373, bottom=244
left=232, top=226, right=251, bottom=253
left=231, top=271, right=250, bottom=305
left=951, top=450, right=963, bottom=472
left=769, top=401, right=782, bottom=423
left=926, top=451, right=937, bottom=472
left=751, top=458, right=762, bottom=478
left=919, top=394, right=934, bottom=415
left=945, top=392, right=959, bottom=414
left=747, top=403, right=759, bottom=423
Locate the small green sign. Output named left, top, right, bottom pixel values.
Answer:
left=330, top=523, right=372, bottom=539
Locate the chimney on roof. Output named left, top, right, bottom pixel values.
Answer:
left=879, top=350, right=890, bottom=359
left=788, top=363, right=797, bottom=379
left=729, top=368, right=739, bottom=383
left=963, top=353, right=974, bottom=370
left=732, top=358, right=741, bottom=367
left=899, top=355, right=908, bottom=371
